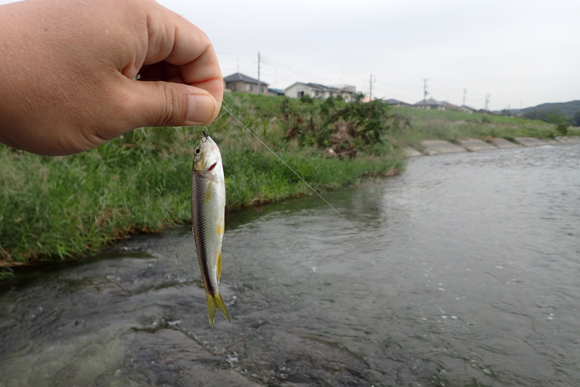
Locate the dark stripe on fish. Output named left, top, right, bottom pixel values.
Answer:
left=192, top=172, right=216, bottom=295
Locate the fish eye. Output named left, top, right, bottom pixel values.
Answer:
left=195, top=147, right=200, bottom=154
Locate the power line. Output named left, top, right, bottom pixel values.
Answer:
left=369, top=86, right=390, bottom=99
left=259, top=54, right=339, bottom=85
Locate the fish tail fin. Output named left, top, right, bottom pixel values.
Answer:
left=206, top=292, right=231, bottom=326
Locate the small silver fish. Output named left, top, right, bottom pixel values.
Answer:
left=191, top=130, right=230, bottom=326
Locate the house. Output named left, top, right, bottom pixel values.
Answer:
left=284, top=82, right=356, bottom=102
left=385, top=98, right=412, bottom=108
left=458, top=105, right=477, bottom=114
left=413, top=98, right=446, bottom=110
left=443, top=102, right=459, bottom=111
left=268, top=88, right=285, bottom=96
left=224, top=72, right=269, bottom=95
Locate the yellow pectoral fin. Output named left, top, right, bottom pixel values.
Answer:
left=205, top=180, right=213, bottom=203
left=217, top=251, right=222, bottom=281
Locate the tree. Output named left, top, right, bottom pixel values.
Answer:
left=574, top=111, right=580, bottom=127
left=546, top=112, right=570, bottom=135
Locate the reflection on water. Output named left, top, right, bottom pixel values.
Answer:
left=1, top=144, right=580, bottom=386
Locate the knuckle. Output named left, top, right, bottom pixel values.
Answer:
left=156, top=83, right=185, bottom=126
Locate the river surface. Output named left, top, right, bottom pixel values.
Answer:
left=1, top=144, right=580, bottom=387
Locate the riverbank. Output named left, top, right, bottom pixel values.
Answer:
left=0, top=94, right=404, bottom=267
left=407, top=135, right=580, bottom=156
left=1, top=93, right=578, bottom=269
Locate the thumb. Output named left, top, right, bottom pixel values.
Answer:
left=126, top=79, right=221, bottom=128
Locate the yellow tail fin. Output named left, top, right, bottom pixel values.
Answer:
left=206, top=292, right=231, bottom=326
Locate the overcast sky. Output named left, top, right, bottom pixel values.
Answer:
left=158, top=0, right=579, bottom=110
left=3, top=0, right=579, bottom=110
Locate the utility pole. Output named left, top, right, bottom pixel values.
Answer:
left=485, top=93, right=490, bottom=112
left=422, top=79, right=429, bottom=109
left=257, top=52, right=261, bottom=95
left=369, top=74, right=376, bottom=101
left=463, top=89, right=466, bottom=106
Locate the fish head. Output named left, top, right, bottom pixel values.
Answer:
left=194, top=132, right=222, bottom=175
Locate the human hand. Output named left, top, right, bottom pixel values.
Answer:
left=0, top=0, right=223, bottom=155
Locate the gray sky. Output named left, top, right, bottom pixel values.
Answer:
left=3, top=0, right=579, bottom=110
left=158, top=0, right=579, bottom=110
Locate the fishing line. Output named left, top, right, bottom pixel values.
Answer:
left=213, top=107, right=230, bottom=122
left=218, top=100, right=381, bottom=250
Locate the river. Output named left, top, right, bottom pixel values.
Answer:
left=1, top=144, right=579, bottom=386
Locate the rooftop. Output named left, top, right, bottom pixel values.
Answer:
left=414, top=98, right=445, bottom=106
left=224, top=72, right=269, bottom=86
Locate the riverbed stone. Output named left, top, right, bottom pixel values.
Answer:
left=515, top=137, right=548, bottom=147
left=130, top=329, right=261, bottom=386
left=404, top=146, right=423, bottom=157
left=420, top=140, right=467, bottom=155
left=490, top=138, right=521, bottom=149
left=457, top=139, right=497, bottom=152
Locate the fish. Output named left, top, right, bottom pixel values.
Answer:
left=191, top=130, right=231, bottom=326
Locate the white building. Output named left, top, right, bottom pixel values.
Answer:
left=458, top=105, right=477, bottom=114
left=284, top=82, right=356, bottom=102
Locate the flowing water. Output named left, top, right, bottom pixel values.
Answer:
left=1, top=144, right=580, bottom=387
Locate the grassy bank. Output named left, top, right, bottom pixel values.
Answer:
left=1, top=92, right=577, bottom=268
left=390, top=107, right=579, bottom=149
left=0, top=94, right=402, bottom=265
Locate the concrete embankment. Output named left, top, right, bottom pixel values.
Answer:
left=406, top=136, right=580, bottom=156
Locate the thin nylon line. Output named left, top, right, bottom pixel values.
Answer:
left=219, top=103, right=379, bottom=249
left=214, top=108, right=229, bottom=122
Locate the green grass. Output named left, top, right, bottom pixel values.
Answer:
left=223, top=147, right=399, bottom=208
left=0, top=134, right=191, bottom=262
left=0, top=107, right=401, bottom=263
left=389, top=107, right=579, bottom=150
left=1, top=92, right=577, bottom=265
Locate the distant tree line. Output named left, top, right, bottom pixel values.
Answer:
left=520, top=100, right=580, bottom=128
left=523, top=109, right=580, bottom=129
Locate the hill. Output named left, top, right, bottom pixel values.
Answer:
left=518, top=100, right=580, bottom=123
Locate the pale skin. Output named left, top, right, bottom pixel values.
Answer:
left=0, top=0, right=223, bottom=156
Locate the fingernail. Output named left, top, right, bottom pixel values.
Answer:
left=187, top=94, right=217, bottom=125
